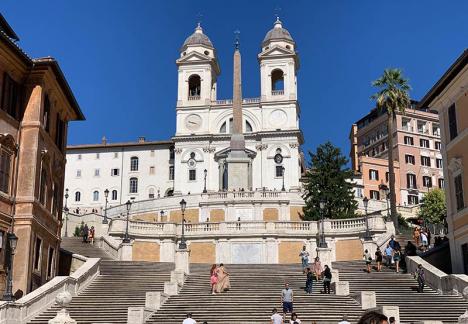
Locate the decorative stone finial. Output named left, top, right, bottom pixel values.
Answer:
left=274, top=16, right=283, bottom=28
left=48, top=291, right=76, bottom=324
left=195, top=22, right=203, bottom=34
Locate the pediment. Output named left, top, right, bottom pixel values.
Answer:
left=258, top=45, right=295, bottom=58
left=176, top=51, right=212, bottom=64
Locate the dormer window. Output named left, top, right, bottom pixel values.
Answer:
left=271, top=69, right=284, bottom=95
left=188, top=74, right=201, bottom=99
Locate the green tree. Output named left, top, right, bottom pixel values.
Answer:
left=372, top=68, right=411, bottom=232
left=418, top=188, right=446, bottom=224
left=302, top=142, right=358, bottom=220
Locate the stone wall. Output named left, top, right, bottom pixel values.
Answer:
left=170, top=209, right=199, bottom=223
left=335, top=239, right=363, bottom=261
left=210, top=209, right=225, bottom=222
left=189, top=242, right=216, bottom=264
left=289, top=206, right=303, bottom=221
left=132, top=241, right=160, bottom=262
left=263, top=208, right=279, bottom=221
left=278, top=241, right=304, bottom=264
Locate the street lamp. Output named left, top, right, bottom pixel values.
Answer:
left=123, top=200, right=132, bottom=243
left=203, top=169, right=208, bottom=193
left=179, top=199, right=187, bottom=249
left=103, top=189, right=109, bottom=224
left=318, top=199, right=327, bottom=248
left=281, top=166, right=286, bottom=192
left=3, top=232, right=18, bottom=301
left=64, top=188, right=69, bottom=237
left=363, top=196, right=372, bottom=240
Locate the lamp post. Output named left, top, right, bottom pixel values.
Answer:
left=281, top=166, right=286, bottom=192
left=203, top=169, right=208, bottom=193
left=318, top=199, right=327, bottom=248
left=179, top=199, right=187, bottom=249
left=3, top=232, right=18, bottom=301
left=103, top=189, right=109, bottom=224
left=363, top=196, right=371, bottom=240
left=123, top=200, right=132, bottom=243
left=64, top=188, right=69, bottom=237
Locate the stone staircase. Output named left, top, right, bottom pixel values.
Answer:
left=60, top=237, right=113, bottom=260
left=27, top=261, right=174, bottom=324
left=147, top=264, right=363, bottom=324
left=333, top=260, right=467, bottom=323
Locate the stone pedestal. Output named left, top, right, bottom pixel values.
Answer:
left=316, top=247, right=333, bottom=269
left=333, top=281, right=349, bottom=296
left=362, top=240, right=378, bottom=258
left=48, top=309, right=77, bottom=324
left=145, top=291, right=168, bottom=311
left=360, top=291, right=377, bottom=309
left=127, top=307, right=145, bottom=324
left=459, top=310, right=468, bottom=324
left=119, top=243, right=133, bottom=261
left=331, top=269, right=339, bottom=283
left=379, top=306, right=399, bottom=323
left=175, top=248, right=190, bottom=274
left=226, top=153, right=251, bottom=191
left=164, top=281, right=180, bottom=295
left=171, top=270, right=186, bottom=285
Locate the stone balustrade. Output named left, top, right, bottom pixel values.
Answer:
left=0, top=254, right=100, bottom=324
left=107, top=216, right=386, bottom=239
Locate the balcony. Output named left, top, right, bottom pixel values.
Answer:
left=271, top=90, right=284, bottom=96
left=188, top=95, right=201, bottom=101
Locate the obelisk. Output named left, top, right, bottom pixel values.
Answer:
left=226, top=33, right=251, bottom=190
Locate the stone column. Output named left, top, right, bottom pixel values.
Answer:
left=119, top=242, right=133, bottom=261
left=316, top=247, right=333, bottom=269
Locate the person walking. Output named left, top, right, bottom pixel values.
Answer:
left=363, top=249, right=372, bottom=273
left=384, top=244, right=393, bottom=267
left=281, top=283, right=294, bottom=315
left=305, top=267, right=313, bottom=294
left=270, top=308, right=283, bottom=324
left=416, top=264, right=425, bottom=293
left=210, top=264, right=218, bottom=294
left=420, top=230, right=428, bottom=251
left=322, top=265, right=332, bottom=294
left=313, top=257, right=323, bottom=280
left=89, top=226, right=95, bottom=245
left=182, top=313, right=197, bottom=324
left=375, top=247, right=383, bottom=272
left=82, top=224, right=89, bottom=243
left=358, top=311, right=388, bottom=324
left=413, top=227, right=420, bottom=246
left=215, top=263, right=230, bottom=292
left=299, top=246, right=310, bottom=273
left=338, top=315, right=351, bottom=324
left=289, top=312, right=301, bottom=324
left=393, top=249, right=401, bottom=273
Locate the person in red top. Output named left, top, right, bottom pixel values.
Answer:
left=210, top=264, right=218, bottom=294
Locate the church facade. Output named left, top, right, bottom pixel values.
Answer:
left=65, top=18, right=305, bottom=218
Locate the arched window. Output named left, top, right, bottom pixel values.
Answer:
left=93, top=190, right=99, bottom=201
left=130, top=156, right=139, bottom=171
left=111, top=190, right=118, bottom=200
left=219, top=118, right=253, bottom=133
left=220, top=122, right=227, bottom=133
left=129, top=177, right=138, bottom=193
left=188, top=75, right=201, bottom=98
left=148, top=187, right=155, bottom=199
left=75, top=191, right=81, bottom=202
left=245, top=120, right=253, bottom=132
left=271, top=69, right=284, bottom=92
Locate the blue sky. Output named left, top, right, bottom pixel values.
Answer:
left=2, top=1, right=467, bottom=159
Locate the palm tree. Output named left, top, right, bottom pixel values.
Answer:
left=372, top=68, right=411, bottom=232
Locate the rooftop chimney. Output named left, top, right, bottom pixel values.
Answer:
left=138, top=136, right=146, bottom=143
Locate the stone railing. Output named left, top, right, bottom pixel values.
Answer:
left=406, top=255, right=468, bottom=296
left=213, top=97, right=260, bottom=105
left=108, top=216, right=386, bottom=239
left=105, top=190, right=303, bottom=219
left=99, top=235, right=121, bottom=260
left=0, top=255, right=100, bottom=324
left=272, top=90, right=284, bottom=96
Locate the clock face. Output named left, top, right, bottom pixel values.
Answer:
left=188, top=158, right=197, bottom=168
left=185, top=114, right=202, bottom=131
left=269, top=109, right=287, bottom=127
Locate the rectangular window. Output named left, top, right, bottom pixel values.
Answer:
left=54, top=114, right=65, bottom=151
left=404, top=136, right=414, bottom=145
left=408, top=195, right=419, bottom=205
left=435, top=141, right=442, bottom=150
left=436, top=159, right=443, bottom=169
left=369, top=169, right=379, bottom=181
left=417, top=121, right=427, bottom=134
left=77, top=154, right=82, bottom=160
left=420, top=139, right=430, bottom=148
left=462, top=244, right=468, bottom=275
left=76, top=169, right=81, bottom=177
left=114, top=152, right=119, bottom=158
left=405, top=154, right=415, bottom=165
left=407, top=173, right=417, bottom=189
left=1, top=73, right=22, bottom=120
left=421, top=156, right=431, bottom=167
left=432, top=124, right=440, bottom=137
left=39, top=168, right=47, bottom=205
left=355, top=188, right=363, bottom=198
left=402, top=118, right=412, bottom=131
left=423, top=176, right=432, bottom=188
left=47, top=247, right=55, bottom=278
left=370, top=190, right=380, bottom=200
left=33, top=237, right=42, bottom=271
left=455, top=174, right=465, bottom=211
left=94, top=169, right=100, bottom=177
left=438, top=178, right=445, bottom=189
left=96, top=153, right=100, bottom=159
left=43, top=95, right=51, bottom=132
left=385, top=172, right=389, bottom=183
left=169, top=166, right=174, bottom=180
left=0, top=149, right=12, bottom=194
left=111, top=168, right=119, bottom=176
left=149, top=166, right=155, bottom=175
left=189, top=169, right=196, bottom=181
left=52, top=183, right=59, bottom=217
left=111, top=190, right=118, bottom=200
left=130, top=157, right=139, bottom=171
left=276, top=165, right=284, bottom=177
left=150, top=150, right=155, bottom=157
left=448, top=104, right=458, bottom=141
